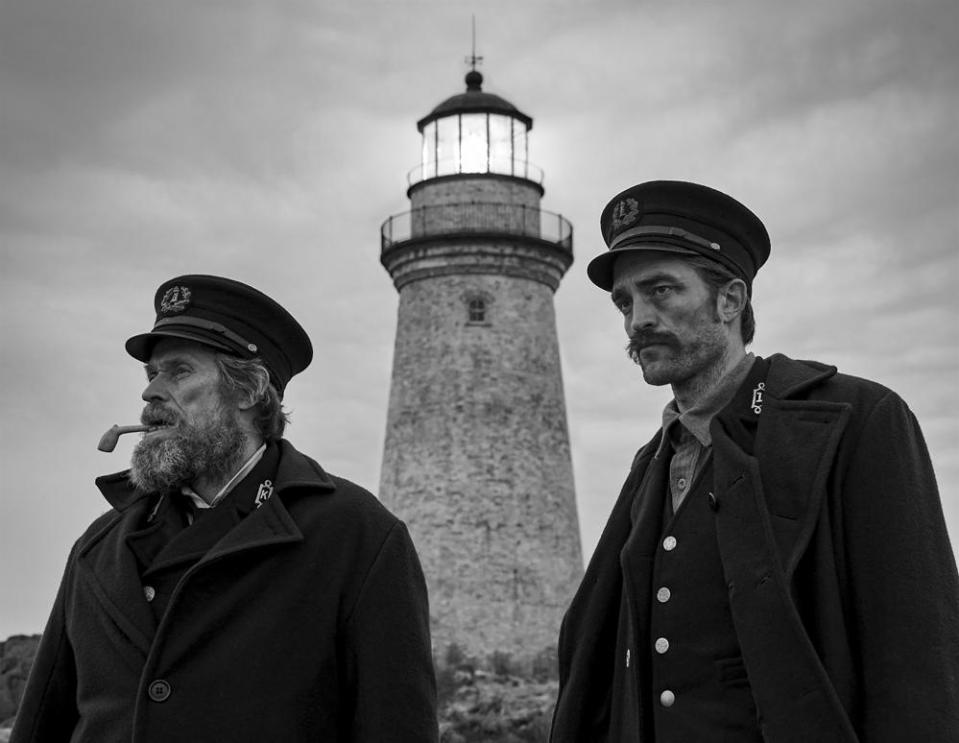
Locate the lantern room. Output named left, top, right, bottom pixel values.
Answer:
left=413, top=70, right=538, bottom=184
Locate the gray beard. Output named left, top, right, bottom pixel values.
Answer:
left=128, top=408, right=247, bottom=494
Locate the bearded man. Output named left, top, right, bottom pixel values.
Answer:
left=13, top=275, right=438, bottom=743
left=550, top=181, right=959, bottom=742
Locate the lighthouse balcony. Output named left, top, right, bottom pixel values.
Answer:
left=381, top=201, right=573, bottom=254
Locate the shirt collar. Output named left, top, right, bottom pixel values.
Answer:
left=181, top=443, right=267, bottom=510
left=656, top=352, right=756, bottom=456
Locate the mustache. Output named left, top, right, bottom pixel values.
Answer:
left=626, top=331, right=679, bottom=355
left=140, top=404, right=179, bottom=427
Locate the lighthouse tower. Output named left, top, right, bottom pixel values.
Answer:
left=379, top=68, right=582, bottom=665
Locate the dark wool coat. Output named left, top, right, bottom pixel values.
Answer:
left=551, top=354, right=959, bottom=742
left=12, top=440, right=438, bottom=743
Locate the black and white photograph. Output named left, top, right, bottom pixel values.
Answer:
left=1, top=0, right=956, bottom=740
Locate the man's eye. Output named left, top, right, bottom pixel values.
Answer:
left=614, top=299, right=630, bottom=314
left=652, top=285, right=674, bottom=297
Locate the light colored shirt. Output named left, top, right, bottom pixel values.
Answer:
left=656, top=353, right=756, bottom=512
left=181, top=443, right=267, bottom=514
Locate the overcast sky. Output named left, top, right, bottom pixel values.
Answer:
left=1, top=0, right=957, bottom=638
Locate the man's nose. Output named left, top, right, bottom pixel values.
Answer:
left=142, top=376, right=168, bottom=402
left=628, top=298, right=657, bottom=332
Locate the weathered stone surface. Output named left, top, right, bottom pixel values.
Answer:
left=0, top=634, right=39, bottom=729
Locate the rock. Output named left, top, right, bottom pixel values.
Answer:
left=0, top=634, right=40, bottom=726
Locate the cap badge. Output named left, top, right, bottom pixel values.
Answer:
left=159, top=286, right=191, bottom=314
left=610, top=197, right=640, bottom=232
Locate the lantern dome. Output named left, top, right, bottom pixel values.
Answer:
left=412, top=71, right=538, bottom=184
left=417, top=71, right=533, bottom=131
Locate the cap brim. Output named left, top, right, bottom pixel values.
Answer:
left=587, top=243, right=699, bottom=291
left=125, top=329, right=234, bottom=362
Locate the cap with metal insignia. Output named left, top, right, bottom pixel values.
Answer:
left=588, top=180, right=770, bottom=290
left=125, top=275, right=312, bottom=395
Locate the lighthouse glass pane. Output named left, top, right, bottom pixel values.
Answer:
left=512, top=124, right=529, bottom=178
left=460, top=113, right=488, bottom=173
left=421, top=121, right=437, bottom=180
left=488, top=115, right=512, bottom=176
left=436, top=116, right=459, bottom=177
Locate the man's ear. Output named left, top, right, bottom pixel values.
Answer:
left=718, top=278, right=748, bottom=323
left=236, top=393, right=258, bottom=412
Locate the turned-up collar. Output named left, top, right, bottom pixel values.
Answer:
left=96, top=439, right=336, bottom=513
left=180, top=443, right=267, bottom=510
left=656, top=352, right=756, bottom=458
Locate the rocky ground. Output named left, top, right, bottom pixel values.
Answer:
left=0, top=634, right=39, bottom=734
left=436, top=645, right=557, bottom=742
left=438, top=672, right=556, bottom=742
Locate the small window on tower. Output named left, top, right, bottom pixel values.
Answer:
left=468, top=298, right=486, bottom=323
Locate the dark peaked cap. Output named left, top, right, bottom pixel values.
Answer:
left=126, top=275, right=313, bottom=395
left=588, top=180, right=771, bottom=290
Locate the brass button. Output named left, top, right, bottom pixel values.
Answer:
left=143, top=586, right=156, bottom=602
left=656, top=587, right=671, bottom=603
left=663, top=536, right=677, bottom=551
left=655, top=637, right=670, bottom=654
left=660, top=689, right=675, bottom=707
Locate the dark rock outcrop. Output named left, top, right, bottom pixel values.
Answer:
left=0, top=634, right=39, bottom=729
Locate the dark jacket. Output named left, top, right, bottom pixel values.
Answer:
left=12, top=440, right=438, bottom=743
left=551, top=354, right=959, bottom=742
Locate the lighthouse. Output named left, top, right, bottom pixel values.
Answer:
left=379, top=67, right=582, bottom=666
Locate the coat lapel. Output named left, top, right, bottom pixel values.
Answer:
left=200, top=492, right=304, bottom=563
left=709, top=355, right=858, bottom=741
left=75, top=494, right=160, bottom=657
left=753, top=397, right=851, bottom=576
left=199, top=439, right=333, bottom=562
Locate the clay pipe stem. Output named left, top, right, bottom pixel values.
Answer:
left=97, top=424, right=155, bottom=453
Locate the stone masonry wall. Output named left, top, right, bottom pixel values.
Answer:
left=379, top=271, right=583, bottom=662
left=410, top=176, right=542, bottom=211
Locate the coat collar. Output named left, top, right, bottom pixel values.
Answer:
left=95, top=438, right=336, bottom=513
left=711, top=354, right=848, bottom=572
left=81, top=439, right=337, bottom=658
left=764, top=353, right=837, bottom=399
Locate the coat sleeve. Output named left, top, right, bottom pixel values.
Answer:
left=343, top=520, right=438, bottom=743
left=839, top=391, right=959, bottom=739
left=10, top=549, right=80, bottom=743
